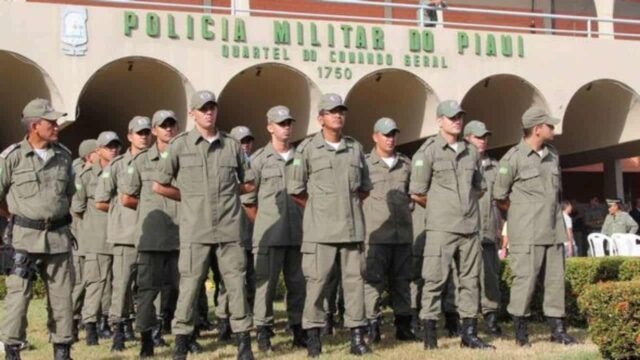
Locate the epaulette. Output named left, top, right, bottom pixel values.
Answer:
left=0, top=143, right=20, bottom=159
left=397, top=152, right=411, bottom=163
left=168, top=131, right=188, bottom=144
left=132, top=148, right=149, bottom=161
left=250, top=147, right=266, bottom=162
left=54, top=142, right=72, bottom=155
left=295, top=134, right=315, bottom=153
left=417, top=136, right=436, bottom=152
left=110, top=153, right=125, bottom=165
left=79, top=165, right=93, bottom=177
left=501, top=145, right=519, bottom=161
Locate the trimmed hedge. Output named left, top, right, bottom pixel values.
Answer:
left=578, top=280, right=640, bottom=359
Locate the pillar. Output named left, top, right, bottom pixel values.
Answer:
left=603, top=159, right=624, bottom=200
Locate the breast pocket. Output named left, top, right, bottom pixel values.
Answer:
left=308, top=157, right=333, bottom=192
left=13, top=171, right=39, bottom=199
left=433, top=160, right=455, bottom=185
left=519, top=168, right=542, bottom=194
left=218, top=158, right=239, bottom=185
left=349, top=156, right=362, bottom=191
left=179, top=154, right=204, bottom=192
left=260, top=166, right=283, bottom=196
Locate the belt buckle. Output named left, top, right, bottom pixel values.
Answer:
left=43, top=218, right=52, bottom=230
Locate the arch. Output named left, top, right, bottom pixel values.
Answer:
left=461, top=74, right=549, bottom=149
left=0, top=51, right=64, bottom=149
left=217, top=63, right=322, bottom=148
left=344, top=68, right=438, bottom=151
left=64, top=56, right=193, bottom=155
left=555, top=79, right=640, bottom=155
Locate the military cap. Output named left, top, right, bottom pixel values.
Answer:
left=96, top=131, right=122, bottom=147
left=267, top=106, right=295, bottom=124
left=230, top=126, right=254, bottom=142
left=190, top=90, right=217, bottom=110
left=521, top=107, right=560, bottom=129
left=318, top=93, right=348, bottom=112
left=373, top=117, right=399, bottom=135
left=22, top=98, right=67, bottom=120
left=436, top=100, right=465, bottom=118
left=152, top=110, right=177, bottom=127
left=606, top=198, right=622, bottom=206
left=128, top=116, right=152, bottom=133
left=464, top=120, right=492, bottom=137
left=78, top=139, right=97, bottom=158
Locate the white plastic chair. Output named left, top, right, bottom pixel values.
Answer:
left=611, top=233, right=634, bottom=256
left=625, top=234, right=640, bottom=256
left=587, top=233, right=612, bottom=257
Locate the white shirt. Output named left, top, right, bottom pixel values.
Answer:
left=325, top=141, right=341, bottom=150
left=279, top=149, right=293, bottom=162
left=563, top=212, right=573, bottom=230
left=34, top=148, right=48, bottom=161
left=448, top=143, right=459, bottom=152
left=204, top=133, right=220, bottom=144
left=537, top=149, right=545, bottom=158
left=381, top=155, right=397, bottom=168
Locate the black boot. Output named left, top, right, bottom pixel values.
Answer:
left=139, top=330, right=154, bottom=358
left=237, top=332, right=255, bottom=360
left=444, top=312, right=460, bottom=337
left=513, top=316, right=530, bottom=347
left=321, top=314, right=334, bottom=336
left=188, top=331, right=203, bottom=353
left=198, top=316, right=214, bottom=331
left=306, top=328, right=322, bottom=358
left=85, top=322, right=99, bottom=346
left=367, top=318, right=381, bottom=343
left=484, top=312, right=503, bottom=336
left=395, top=315, right=418, bottom=341
left=217, top=318, right=232, bottom=342
left=547, top=317, right=578, bottom=345
left=410, top=310, right=420, bottom=334
left=162, top=314, right=173, bottom=335
left=71, top=319, right=80, bottom=343
left=172, top=334, right=189, bottom=360
left=460, top=318, right=494, bottom=349
left=124, top=319, right=136, bottom=342
left=256, top=326, right=272, bottom=352
left=53, top=343, right=71, bottom=360
left=4, top=344, right=21, bottom=360
left=423, top=320, right=438, bottom=349
left=291, top=324, right=307, bottom=348
left=152, top=321, right=168, bottom=347
left=98, top=315, right=113, bottom=339
left=110, top=322, right=125, bottom=352
left=350, top=327, right=371, bottom=356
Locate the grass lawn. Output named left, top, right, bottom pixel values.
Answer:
left=0, top=297, right=601, bottom=359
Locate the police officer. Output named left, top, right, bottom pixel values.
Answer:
left=494, top=107, right=578, bottom=347
left=463, top=120, right=503, bottom=336
left=70, top=138, right=98, bottom=341
left=211, top=125, right=257, bottom=340
left=73, top=131, right=121, bottom=346
left=0, top=98, right=75, bottom=359
left=601, top=198, right=638, bottom=236
left=154, top=90, right=255, bottom=360
left=409, top=203, right=425, bottom=333
left=287, top=93, right=371, bottom=357
left=120, top=110, right=180, bottom=357
left=243, top=106, right=306, bottom=352
left=363, top=118, right=416, bottom=343
left=95, top=116, right=152, bottom=351
left=410, top=100, right=492, bottom=350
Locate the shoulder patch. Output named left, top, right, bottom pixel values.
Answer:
left=498, top=167, right=509, bottom=175
left=0, top=143, right=20, bottom=159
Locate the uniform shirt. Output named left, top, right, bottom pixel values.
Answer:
left=0, top=139, right=75, bottom=254
left=121, top=145, right=179, bottom=251
left=363, top=150, right=412, bottom=244
left=601, top=211, right=639, bottom=236
left=95, top=151, right=138, bottom=246
left=71, top=157, right=86, bottom=255
left=155, top=128, right=251, bottom=244
left=493, top=140, right=567, bottom=245
left=243, top=142, right=303, bottom=247
left=71, top=162, right=112, bottom=255
left=478, top=156, right=501, bottom=244
left=409, top=134, right=485, bottom=235
left=287, top=132, right=372, bottom=244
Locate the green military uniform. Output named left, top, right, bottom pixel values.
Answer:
left=244, top=108, right=305, bottom=334
left=155, top=127, right=253, bottom=335
left=363, top=147, right=413, bottom=321
left=73, top=159, right=114, bottom=324
left=287, top=130, right=371, bottom=330
left=95, top=149, right=138, bottom=324
left=410, top=204, right=425, bottom=312
left=410, top=133, right=485, bottom=321
left=0, top=100, right=75, bottom=353
left=601, top=211, right=638, bottom=236
left=494, top=140, right=567, bottom=319
left=122, top=142, right=180, bottom=333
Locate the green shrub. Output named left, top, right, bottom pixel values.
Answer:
left=578, top=280, right=640, bottom=360
left=619, top=258, right=640, bottom=281
left=0, top=275, right=47, bottom=301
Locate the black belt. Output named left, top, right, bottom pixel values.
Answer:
left=13, top=214, right=72, bottom=231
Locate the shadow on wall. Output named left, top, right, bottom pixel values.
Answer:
left=61, top=56, right=191, bottom=156
left=344, top=68, right=436, bottom=151
left=216, top=63, right=321, bottom=148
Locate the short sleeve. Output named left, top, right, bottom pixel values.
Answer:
left=71, top=172, right=88, bottom=214
left=286, top=149, right=308, bottom=195
left=155, top=143, right=178, bottom=185
left=94, top=163, right=116, bottom=203
left=409, top=149, right=432, bottom=195
left=493, top=155, right=515, bottom=201
left=121, top=158, right=142, bottom=197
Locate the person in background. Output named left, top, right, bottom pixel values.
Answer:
left=561, top=201, right=575, bottom=257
